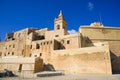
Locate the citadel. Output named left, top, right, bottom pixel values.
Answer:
left=0, top=11, right=120, bottom=74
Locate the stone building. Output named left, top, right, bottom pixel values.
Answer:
left=0, top=11, right=120, bottom=74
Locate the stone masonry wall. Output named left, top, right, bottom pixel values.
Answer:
left=50, top=46, right=112, bottom=74
left=80, top=27, right=120, bottom=57
left=0, top=57, right=43, bottom=72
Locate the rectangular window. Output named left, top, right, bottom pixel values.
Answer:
left=50, top=41, right=52, bottom=44
left=36, top=44, right=40, bottom=49
left=47, top=42, right=49, bottom=44
left=8, top=52, right=10, bottom=55
left=30, top=45, right=32, bottom=49
left=29, top=54, right=31, bottom=57
left=34, top=55, right=37, bottom=57
left=12, top=52, right=14, bottom=55
left=44, top=42, right=45, bottom=45
left=9, top=45, right=11, bottom=47
left=55, top=35, right=59, bottom=37
left=0, top=52, right=2, bottom=56
left=40, top=53, right=42, bottom=56
left=67, top=40, right=70, bottom=44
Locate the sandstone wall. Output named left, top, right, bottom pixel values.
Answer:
left=80, top=27, right=120, bottom=57
left=49, top=46, right=112, bottom=74
left=25, top=39, right=56, bottom=63
left=56, top=33, right=81, bottom=49
left=0, top=57, right=43, bottom=72
left=45, top=29, right=65, bottom=40
left=0, top=39, right=25, bottom=57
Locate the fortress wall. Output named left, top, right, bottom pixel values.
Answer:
left=60, top=33, right=80, bottom=49
left=50, top=46, right=112, bottom=74
left=80, top=27, right=120, bottom=40
left=45, top=29, right=65, bottom=40
left=25, top=39, right=56, bottom=62
left=0, top=40, right=25, bottom=57
left=80, top=27, right=120, bottom=57
left=0, top=57, right=43, bottom=72
left=80, top=27, right=120, bottom=73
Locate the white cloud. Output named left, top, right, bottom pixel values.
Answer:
left=68, top=29, right=77, bottom=34
left=88, top=2, right=94, bottom=11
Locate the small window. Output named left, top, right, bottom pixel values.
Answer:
left=67, top=40, right=70, bottom=44
left=34, top=55, right=37, bottom=57
left=12, top=52, right=14, bottom=55
left=30, top=45, right=32, bottom=49
left=40, top=53, right=42, bottom=56
left=9, top=45, right=11, bottom=47
left=44, top=42, right=45, bottom=45
left=4, top=54, right=6, bottom=56
left=8, top=52, right=10, bottom=55
left=63, top=26, right=65, bottom=29
left=36, top=44, right=40, bottom=49
left=55, top=35, right=59, bottom=37
left=41, top=43, right=42, bottom=45
left=50, top=41, right=52, bottom=44
left=0, top=52, right=2, bottom=56
left=29, top=54, right=31, bottom=57
left=47, top=42, right=49, bottom=44
left=57, top=25, right=60, bottom=29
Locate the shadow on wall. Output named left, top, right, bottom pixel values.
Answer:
left=43, top=63, right=55, bottom=71
left=110, top=51, right=117, bottom=61
left=84, top=36, right=94, bottom=47
left=56, top=41, right=65, bottom=50
left=110, top=51, right=120, bottom=74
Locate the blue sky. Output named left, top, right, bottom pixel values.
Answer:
left=0, top=0, right=120, bottom=40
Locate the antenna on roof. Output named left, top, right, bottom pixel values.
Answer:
left=99, top=12, right=103, bottom=25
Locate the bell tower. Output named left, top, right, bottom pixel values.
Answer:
left=54, top=11, right=67, bottom=31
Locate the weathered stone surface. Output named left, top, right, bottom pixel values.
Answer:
left=0, top=11, right=120, bottom=74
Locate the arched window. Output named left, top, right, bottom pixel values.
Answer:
left=57, top=25, right=60, bottom=29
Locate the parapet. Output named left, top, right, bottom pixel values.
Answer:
left=90, top=22, right=104, bottom=27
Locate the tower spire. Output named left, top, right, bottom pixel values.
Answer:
left=59, top=10, right=63, bottom=17
left=58, top=10, right=64, bottom=19
left=54, top=10, right=67, bottom=31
